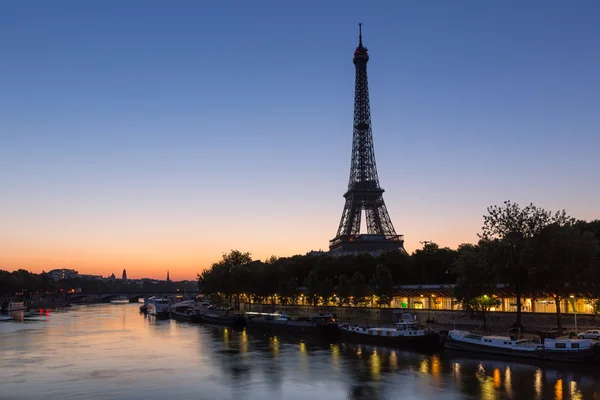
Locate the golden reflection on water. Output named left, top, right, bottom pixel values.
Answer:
left=388, top=351, right=397, bottom=372
left=240, top=329, right=248, bottom=353
left=493, top=368, right=501, bottom=389
left=271, top=336, right=279, bottom=358
left=431, top=355, right=440, bottom=375
left=369, top=349, right=381, bottom=379
left=330, top=344, right=340, bottom=369
left=299, top=341, right=306, bottom=354
left=555, top=379, right=563, bottom=400
left=356, top=346, right=362, bottom=358
left=299, top=341, right=308, bottom=375
left=569, top=380, right=583, bottom=400
left=504, top=366, right=512, bottom=397
left=534, top=368, right=543, bottom=399
left=223, top=327, right=229, bottom=349
left=419, top=359, right=428, bottom=374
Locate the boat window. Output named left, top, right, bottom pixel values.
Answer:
left=555, top=343, right=567, bottom=348
left=465, top=334, right=482, bottom=340
left=571, top=343, right=579, bottom=349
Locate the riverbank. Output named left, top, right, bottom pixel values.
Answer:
left=246, top=304, right=600, bottom=335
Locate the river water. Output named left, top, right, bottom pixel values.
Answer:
left=1, top=304, right=599, bottom=400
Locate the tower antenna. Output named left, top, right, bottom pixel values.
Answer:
left=358, top=23, right=363, bottom=46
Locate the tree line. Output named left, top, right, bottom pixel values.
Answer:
left=0, top=269, right=197, bottom=298
left=453, top=201, right=600, bottom=331
left=198, top=201, right=600, bottom=331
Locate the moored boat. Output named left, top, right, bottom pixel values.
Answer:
left=109, top=296, right=130, bottom=304
left=1, top=301, right=27, bottom=312
left=201, top=312, right=245, bottom=328
left=245, top=311, right=340, bottom=338
left=444, top=329, right=600, bottom=364
left=170, top=305, right=203, bottom=323
left=338, top=316, right=440, bottom=349
left=146, top=297, right=170, bottom=318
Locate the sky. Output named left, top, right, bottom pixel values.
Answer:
left=1, top=1, right=599, bottom=280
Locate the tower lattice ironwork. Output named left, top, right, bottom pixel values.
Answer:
left=329, top=24, right=405, bottom=256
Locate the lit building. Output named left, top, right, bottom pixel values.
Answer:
left=45, top=269, right=78, bottom=282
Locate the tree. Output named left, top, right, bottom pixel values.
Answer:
left=277, top=279, right=297, bottom=305
left=319, top=278, right=335, bottom=305
left=350, top=271, right=371, bottom=306
left=452, top=243, right=500, bottom=331
left=480, top=200, right=574, bottom=328
left=335, top=274, right=352, bottom=306
left=525, top=224, right=599, bottom=331
left=369, top=264, right=394, bottom=306
left=412, top=242, right=458, bottom=284
left=303, top=270, right=321, bottom=306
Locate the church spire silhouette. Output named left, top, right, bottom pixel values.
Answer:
left=166, top=270, right=171, bottom=282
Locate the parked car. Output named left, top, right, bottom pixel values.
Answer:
left=577, top=330, right=600, bottom=340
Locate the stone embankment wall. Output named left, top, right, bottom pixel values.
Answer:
left=248, top=304, right=600, bottom=333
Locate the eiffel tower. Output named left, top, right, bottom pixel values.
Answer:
left=329, top=24, right=405, bottom=256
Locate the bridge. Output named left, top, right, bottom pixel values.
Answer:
left=65, top=291, right=201, bottom=304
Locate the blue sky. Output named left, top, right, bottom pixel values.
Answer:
left=1, top=1, right=599, bottom=278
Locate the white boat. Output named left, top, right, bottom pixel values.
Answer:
left=1, top=301, right=27, bottom=312
left=444, top=329, right=599, bottom=363
left=109, top=296, right=130, bottom=304
left=146, top=297, right=170, bottom=318
left=339, top=315, right=440, bottom=348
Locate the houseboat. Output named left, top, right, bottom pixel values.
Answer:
left=146, top=297, right=170, bottom=318
left=200, top=312, right=245, bottom=328
left=444, top=329, right=600, bottom=363
left=170, top=304, right=203, bottom=323
left=338, top=314, right=440, bottom=349
left=245, top=311, right=340, bottom=338
left=109, top=296, right=130, bottom=304
left=1, top=301, right=27, bottom=312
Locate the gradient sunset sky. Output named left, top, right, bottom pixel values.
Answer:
left=1, top=1, right=599, bottom=280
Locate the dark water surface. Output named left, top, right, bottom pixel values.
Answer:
left=1, top=304, right=599, bottom=400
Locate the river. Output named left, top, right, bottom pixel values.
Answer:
left=1, top=304, right=599, bottom=399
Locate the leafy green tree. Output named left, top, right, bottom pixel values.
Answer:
left=453, top=243, right=500, bottom=331
left=369, top=264, right=394, bottom=306
left=525, top=224, right=599, bottom=331
left=480, top=200, right=574, bottom=328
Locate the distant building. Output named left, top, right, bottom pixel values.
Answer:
left=122, top=269, right=127, bottom=281
left=79, top=274, right=103, bottom=280
left=306, top=250, right=328, bottom=257
left=45, top=269, right=78, bottom=282
left=166, top=271, right=171, bottom=282
left=109, top=273, right=116, bottom=281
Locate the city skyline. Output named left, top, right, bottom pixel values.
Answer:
left=1, top=1, right=599, bottom=280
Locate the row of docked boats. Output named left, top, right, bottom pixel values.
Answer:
left=139, top=298, right=600, bottom=364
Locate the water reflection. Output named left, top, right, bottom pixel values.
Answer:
left=1, top=305, right=600, bottom=400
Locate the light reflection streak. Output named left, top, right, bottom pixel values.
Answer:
left=389, top=351, right=397, bottom=372
left=555, top=379, right=563, bottom=400
left=534, top=368, right=542, bottom=399
left=271, top=336, right=279, bottom=358
left=240, top=329, right=248, bottom=353
left=370, top=349, right=381, bottom=379
left=493, top=368, right=501, bottom=389
left=330, top=344, right=340, bottom=369
left=569, top=380, right=583, bottom=400
left=504, top=366, right=512, bottom=397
